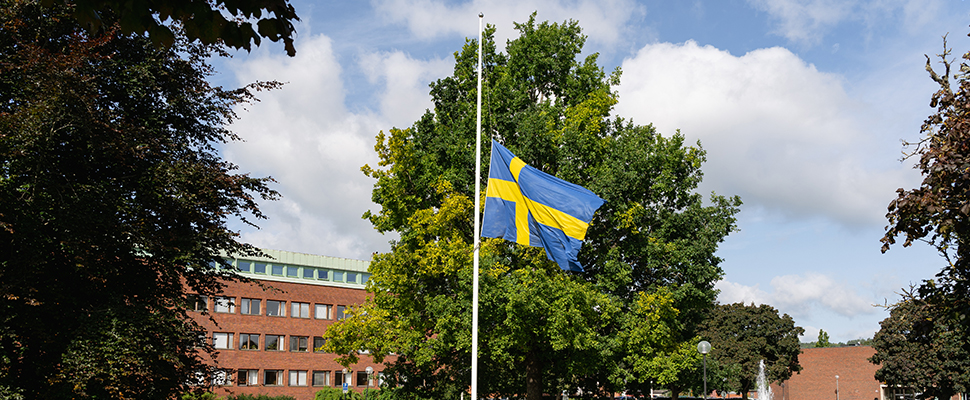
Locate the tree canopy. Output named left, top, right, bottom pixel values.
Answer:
left=697, top=303, right=804, bottom=400
left=870, top=293, right=970, bottom=400
left=41, top=0, right=300, bottom=56
left=881, top=34, right=970, bottom=341
left=324, top=14, right=741, bottom=400
left=0, top=1, right=277, bottom=398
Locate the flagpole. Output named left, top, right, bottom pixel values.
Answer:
left=471, top=11, right=483, bottom=400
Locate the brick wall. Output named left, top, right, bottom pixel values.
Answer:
left=770, top=346, right=880, bottom=400
left=190, top=277, right=387, bottom=400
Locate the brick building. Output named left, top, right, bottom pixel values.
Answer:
left=189, top=249, right=385, bottom=400
left=768, top=346, right=880, bottom=400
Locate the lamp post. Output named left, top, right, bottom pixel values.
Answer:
left=835, top=375, right=840, bottom=400
left=698, top=341, right=711, bottom=400
left=366, top=366, right=373, bottom=392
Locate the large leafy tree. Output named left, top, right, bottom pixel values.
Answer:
left=42, top=0, right=300, bottom=55
left=697, top=303, right=804, bottom=399
left=870, top=291, right=970, bottom=400
left=325, top=14, right=740, bottom=400
left=881, top=35, right=970, bottom=341
left=0, top=1, right=277, bottom=398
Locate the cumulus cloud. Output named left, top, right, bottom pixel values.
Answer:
left=223, top=34, right=449, bottom=259
left=614, top=40, right=912, bottom=226
left=370, top=0, right=644, bottom=50
left=717, top=272, right=876, bottom=319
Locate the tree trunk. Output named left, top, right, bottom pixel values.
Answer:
left=526, top=350, right=543, bottom=400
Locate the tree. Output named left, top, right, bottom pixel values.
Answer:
left=870, top=292, right=970, bottom=400
left=324, top=14, right=741, bottom=400
left=0, top=2, right=277, bottom=398
left=881, top=34, right=970, bottom=340
left=42, top=0, right=301, bottom=56
left=698, top=303, right=804, bottom=399
left=815, top=329, right=832, bottom=348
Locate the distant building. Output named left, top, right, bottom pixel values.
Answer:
left=768, top=346, right=963, bottom=400
left=188, top=249, right=385, bottom=400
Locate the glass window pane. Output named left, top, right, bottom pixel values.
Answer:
left=313, top=336, right=326, bottom=353
left=267, top=300, right=283, bottom=316
left=253, top=262, right=266, bottom=274
left=237, top=261, right=251, bottom=272
left=318, top=269, right=329, bottom=280
left=361, top=273, right=371, bottom=284
left=334, top=271, right=344, bottom=282
left=315, top=304, right=331, bottom=319
left=286, top=266, right=299, bottom=277
left=272, top=264, right=284, bottom=275
left=303, top=268, right=315, bottom=278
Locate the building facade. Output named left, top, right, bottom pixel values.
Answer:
left=189, top=249, right=385, bottom=400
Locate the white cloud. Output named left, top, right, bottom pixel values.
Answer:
left=223, top=34, right=450, bottom=259
left=746, top=0, right=943, bottom=46
left=370, top=0, right=644, bottom=49
left=716, top=272, right=876, bottom=319
left=614, top=40, right=912, bottom=226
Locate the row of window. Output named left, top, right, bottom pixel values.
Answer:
left=230, top=260, right=371, bottom=285
left=190, top=295, right=350, bottom=320
left=211, top=369, right=381, bottom=388
left=212, top=332, right=332, bottom=353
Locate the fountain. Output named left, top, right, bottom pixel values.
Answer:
left=756, top=360, right=773, bottom=400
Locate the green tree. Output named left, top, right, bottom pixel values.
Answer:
left=881, top=35, right=970, bottom=340
left=815, top=329, right=832, bottom=347
left=698, top=303, right=804, bottom=399
left=325, top=14, right=740, bottom=400
left=42, top=0, right=300, bottom=55
left=0, top=1, right=277, bottom=398
left=870, top=292, right=970, bottom=400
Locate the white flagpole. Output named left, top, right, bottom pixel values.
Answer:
left=471, top=12, right=483, bottom=400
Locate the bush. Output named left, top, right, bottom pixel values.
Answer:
left=227, top=395, right=296, bottom=400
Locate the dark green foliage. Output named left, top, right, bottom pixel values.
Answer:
left=870, top=293, right=970, bottom=400
left=40, top=0, right=300, bottom=56
left=0, top=1, right=278, bottom=398
left=228, top=394, right=296, bottom=400
left=814, top=329, right=832, bottom=347
left=698, top=303, right=804, bottom=400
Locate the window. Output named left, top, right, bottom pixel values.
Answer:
left=253, top=262, right=266, bottom=274
left=213, top=332, right=233, bottom=349
left=336, top=305, right=348, bottom=320
left=240, top=298, right=260, bottom=315
left=289, top=370, right=308, bottom=386
left=315, top=304, right=332, bottom=319
left=188, top=294, right=207, bottom=312
left=290, top=336, right=309, bottom=352
left=347, top=272, right=358, bottom=283
left=291, top=302, right=310, bottom=318
left=214, top=297, right=234, bottom=313
left=237, top=369, right=258, bottom=386
left=239, top=333, right=259, bottom=350
left=237, top=260, right=251, bottom=272
left=334, top=371, right=346, bottom=387
left=313, top=336, right=326, bottom=353
left=266, top=300, right=285, bottom=317
left=264, top=370, right=284, bottom=386
left=286, top=266, right=299, bottom=277
left=361, top=273, right=371, bottom=284
left=271, top=264, right=284, bottom=276
left=265, top=335, right=284, bottom=351
left=302, top=267, right=315, bottom=279
left=333, top=271, right=345, bottom=282
left=356, top=371, right=369, bottom=387
left=312, top=370, right=331, bottom=386
left=317, top=269, right=330, bottom=280
left=212, top=369, right=232, bottom=386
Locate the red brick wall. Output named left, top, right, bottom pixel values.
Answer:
left=770, top=347, right=880, bottom=400
left=190, top=278, right=388, bottom=400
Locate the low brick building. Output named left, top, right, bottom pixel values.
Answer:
left=189, top=249, right=385, bottom=400
left=770, top=346, right=880, bottom=400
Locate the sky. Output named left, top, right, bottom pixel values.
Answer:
left=214, top=0, right=970, bottom=343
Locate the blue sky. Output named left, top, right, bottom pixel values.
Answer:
left=217, top=0, right=970, bottom=343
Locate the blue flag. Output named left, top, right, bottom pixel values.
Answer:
left=481, top=140, right=605, bottom=272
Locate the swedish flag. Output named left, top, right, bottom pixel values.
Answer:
left=481, top=140, right=605, bottom=272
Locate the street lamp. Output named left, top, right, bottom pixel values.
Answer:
left=366, top=366, right=374, bottom=392
left=698, top=341, right=711, bottom=400
left=835, top=375, right=840, bottom=400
